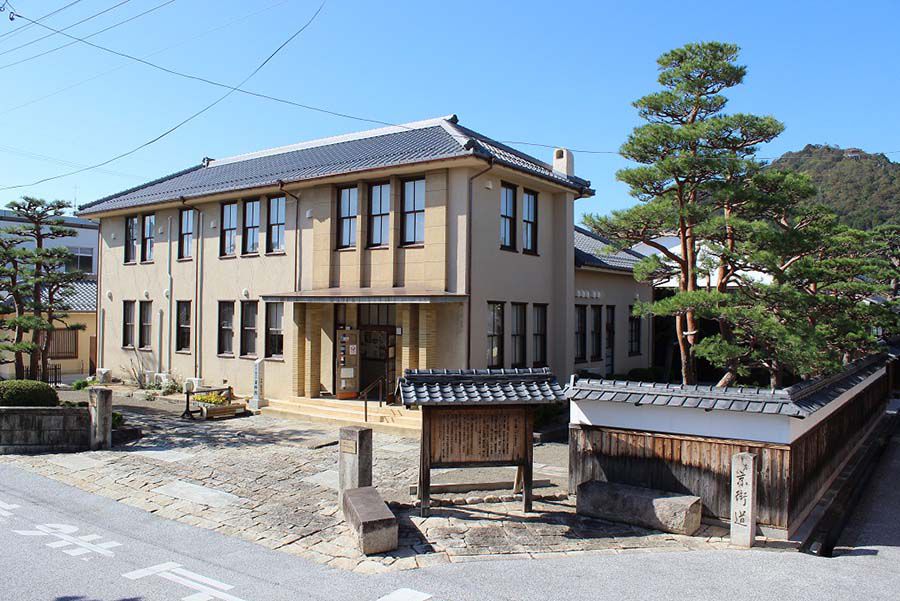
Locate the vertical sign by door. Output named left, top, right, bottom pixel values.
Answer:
left=337, top=329, right=360, bottom=399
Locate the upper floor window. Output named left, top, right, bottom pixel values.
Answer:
left=500, top=183, right=516, bottom=250
left=337, top=186, right=358, bottom=248
left=533, top=304, right=547, bottom=368
left=629, top=306, right=642, bottom=356
left=511, top=303, right=526, bottom=368
left=65, top=246, right=93, bottom=273
left=368, top=182, right=390, bottom=247
left=487, top=301, right=504, bottom=368
left=138, top=300, right=152, bottom=349
left=141, top=214, right=155, bottom=262
left=523, top=189, right=537, bottom=254
left=242, top=199, right=260, bottom=254
left=575, top=305, right=587, bottom=363
left=401, top=178, right=425, bottom=245
left=125, top=216, right=138, bottom=263
left=220, top=202, right=237, bottom=256
left=265, top=302, right=284, bottom=358
left=176, top=301, right=191, bottom=352
left=267, top=196, right=286, bottom=253
left=178, top=209, right=193, bottom=259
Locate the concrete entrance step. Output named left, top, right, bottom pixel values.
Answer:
left=262, top=399, right=421, bottom=438
left=268, top=398, right=421, bottom=424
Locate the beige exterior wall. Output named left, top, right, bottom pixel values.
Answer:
left=573, top=268, right=653, bottom=377
left=0, top=311, right=96, bottom=378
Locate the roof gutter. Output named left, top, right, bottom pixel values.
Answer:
left=465, top=151, right=494, bottom=369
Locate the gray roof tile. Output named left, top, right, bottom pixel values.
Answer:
left=399, top=367, right=565, bottom=407
left=574, top=225, right=645, bottom=273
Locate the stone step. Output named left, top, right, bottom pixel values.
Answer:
left=261, top=404, right=421, bottom=438
left=284, top=396, right=420, bottom=417
left=267, top=398, right=421, bottom=425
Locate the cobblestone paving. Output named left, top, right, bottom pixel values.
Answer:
left=0, top=396, right=768, bottom=574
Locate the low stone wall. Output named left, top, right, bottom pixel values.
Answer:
left=0, top=407, right=90, bottom=453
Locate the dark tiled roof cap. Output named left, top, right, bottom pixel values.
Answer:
left=399, top=367, right=565, bottom=406
left=79, top=115, right=593, bottom=216
left=566, top=355, right=887, bottom=419
left=574, top=225, right=645, bottom=272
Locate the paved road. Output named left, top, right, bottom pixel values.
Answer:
left=3, top=453, right=900, bottom=601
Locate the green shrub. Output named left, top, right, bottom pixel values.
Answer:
left=112, top=411, right=124, bottom=429
left=161, top=379, right=182, bottom=395
left=193, top=392, right=228, bottom=405
left=72, top=379, right=89, bottom=390
left=60, top=400, right=89, bottom=408
left=0, top=380, right=60, bottom=407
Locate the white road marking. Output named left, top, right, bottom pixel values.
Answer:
left=377, top=589, right=433, bottom=601
left=123, top=562, right=249, bottom=601
left=13, top=523, right=122, bottom=557
left=0, top=499, right=20, bottom=518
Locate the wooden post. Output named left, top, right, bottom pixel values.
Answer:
left=730, top=452, right=757, bottom=547
left=523, top=409, right=534, bottom=512
left=418, top=407, right=431, bottom=517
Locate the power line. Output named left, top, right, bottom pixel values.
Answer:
left=0, top=0, right=131, bottom=58
left=0, top=143, right=145, bottom=179
left=0, top=0, right=85, bottom=43
left=0, top=1, right=328, bottom=191
left=0, top=0, right=175, bottom=71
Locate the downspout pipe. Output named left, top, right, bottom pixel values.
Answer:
left=166, top=213, right=174, bottom=374
left=194, top=210, right=204, bottom=379
left=465, top=153, right=494, bottom=369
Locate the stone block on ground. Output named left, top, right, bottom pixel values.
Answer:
left=342, top=486, right=398, bottom=555
left=576, top=480, right=701, bottom=535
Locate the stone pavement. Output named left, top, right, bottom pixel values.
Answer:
left=0, top=393, right=764, bottom=574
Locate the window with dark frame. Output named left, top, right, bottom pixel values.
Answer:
left=629, top=306, right=642, bottom=355
left=138, top=300, right=152, bottom=349
left=500, top=183, right=516, bottom=250
left=532, top=304, right=547, bottom=367
left=337, top=186, right=358, bottom=248
left=124, top=216, right=138, bottom=263
left=240, top=301, right=258, bottom=356
left=575, top=304, right=587, bottom=363
left=605, top=305, right=616, bottom=374
left=220, top=202, right=237, bottom=256
left=401, top=178, right=425, bottom=245
left=122, top=301, right=135, bottom=347
left=48, top=328, right=77, bottom=359
left=368, top=182, right=390, bottom=247
left=266, top=196, right=286, bottom=253
left=591, top=305, right=603, bottom=361
left=65, top=246, right=93, bottom=273
left=178, top=209, right=193, bottom=259
left=487, top=302, right=504, bottom=368
left=218, top=301, right=234, bottom=355
left=511, top=303, right=526, bottom=368
left=176, top=301, right=191, bottom=352
left=141, top=214, right=155, bottom=262
left=523, top=189, right=538, bottom=253
left=242, top=199, right=260, bottom=254
left=265, top=302, right=284, bottom=358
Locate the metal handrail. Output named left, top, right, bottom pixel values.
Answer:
left=359, top=376, right=386, bottom=423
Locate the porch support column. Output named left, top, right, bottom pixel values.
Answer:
left=304, top=304, right=322, bottom=398
left=398, top=304, right=418, bottom=377
left=419, top=304, right=437, bottom=369
left=292, top=303, right=306, bottom=397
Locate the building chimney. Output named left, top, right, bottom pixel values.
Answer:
left=552, top=148, right=574, bottom=176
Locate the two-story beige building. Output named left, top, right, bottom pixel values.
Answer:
left=80, top=115, right=650, bottom=421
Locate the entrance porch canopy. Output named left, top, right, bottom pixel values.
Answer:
left=260, top=288, right=467, bottom=304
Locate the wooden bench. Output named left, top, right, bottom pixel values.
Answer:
left=342, top=486, right=397, bottom=555
left=183, top=386, right=245, bottom=420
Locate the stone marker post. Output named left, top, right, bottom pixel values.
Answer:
left=88, top=387, right=113, bottom=451
left=250, top=357, right=266, bottom=411
left=339, top=426, right=372, bottom=503
left=730, top=452, right=758, bottom=547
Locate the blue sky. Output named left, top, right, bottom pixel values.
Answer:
left=0, top=0, right=898, bottom=224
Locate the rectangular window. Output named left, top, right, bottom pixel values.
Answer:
left=141, top=214, right=155, bottom=262
left=337, top=186, right=358, bottom=248
left=591, top=305, right=603, bottom=361
left=65, top=246, right=93, bottom=273
left=48, top=328, right=77, bottom=359
left=523, top=189, right=538, bottom=254
left=122, top=301, right=135, bottom=347
left=178, top=209, right=193, bottom=259
left=220, top=202, right=237, bottom=256
left=176, top=301, right=191, bottom=352
left=138, top=300, right=152, bottom=349
left=266, top=196, right=286, bottom=253
left=533, top=304, right=547, bottom=368
left=242, top=199, right=260, bottom=254
left=265, top=302, right=284, bottom=358
left=511, top=303, right=526, bottom=368
left=500, top=183, right=516, bottom=250
left=575, top=305, right=587, bottom=363
left=606, top=305, right=616, bottom=375
left=401, top=178, right=425, bottom=245
left=368, top=182, right=390, bottom=247
left=240, top=301, right=258, bottom=356
left=629, top=306, right=642, bottom=356
left=125, top=216, right=138, bottom=263
left=218, top=301, right=234, bottom=355
left=487, top=302, right=504, bottom=368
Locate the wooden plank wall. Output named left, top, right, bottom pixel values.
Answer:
left=569, top=426, right=791, bottom=527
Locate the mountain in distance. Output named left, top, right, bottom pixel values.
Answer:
left=770, top=144, right=900, bottom=230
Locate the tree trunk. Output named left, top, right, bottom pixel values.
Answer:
left=769, top=362, right=782, bottom=389
left=716, top=370, right=737, bottom=388
left=675, top=314, right=696, bottom=385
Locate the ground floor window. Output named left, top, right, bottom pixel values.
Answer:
left=265, top=302, right=284, bottom=358
left=575, top=305, right=587, bottom=363
left=487, top=302, right=504, bottom=368
left=240, top=301, right=258, bottom=357
left=629, top=306, right=642, bottom=356
left=532, top=304, right=547, bottom=367
left=47, top=328, right=77, bottom=359
left=606, top=305, right=616, bottom=374
left=218, top=301, right=234, bottom=355
left=511, top=303, right=526, bottom=368
left=176, top=301, right=191, bottom=352
left=138, top=301, right=152, bottom=349
left=591, top=305, right=603, bottom=361
left=122, top=300, right=135, bottom=347
left=359, top=303, right=395, bottom=326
